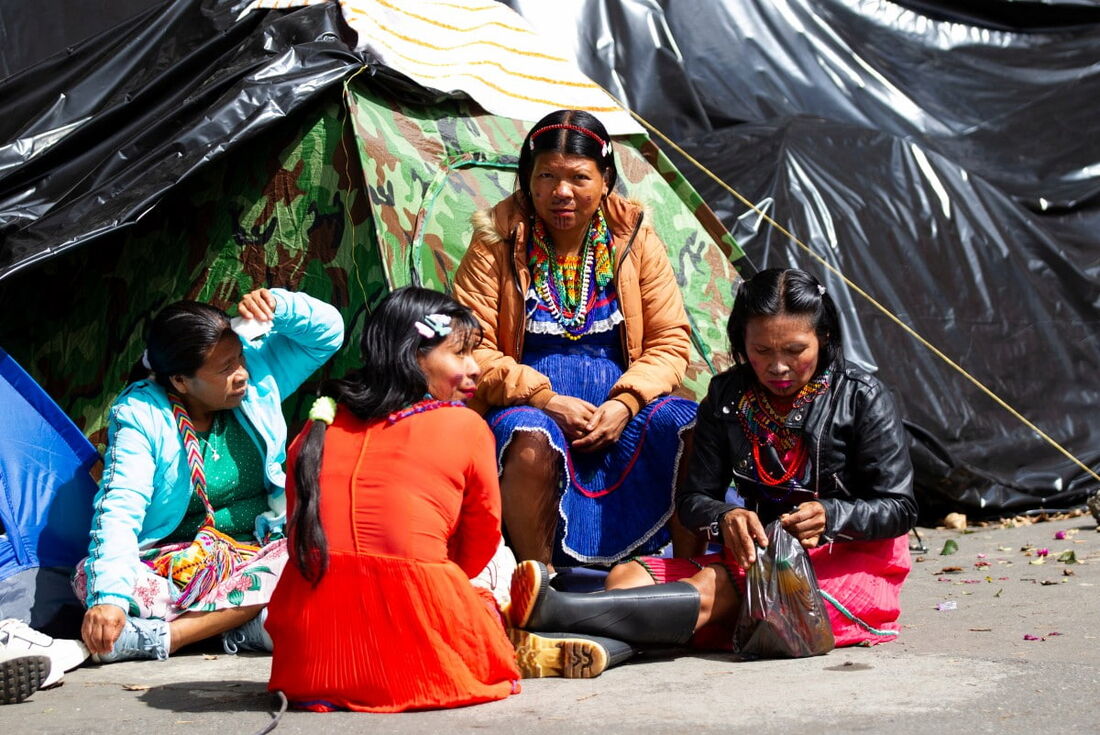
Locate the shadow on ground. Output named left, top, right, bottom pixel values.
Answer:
left=138, top=679, right=272, bottom=713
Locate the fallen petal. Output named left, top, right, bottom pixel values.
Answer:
left=1054, top=530, right=1067, bottom=540
left=936, top=601, right=957, bottom=611
left=1023, top=634, right=1040, bottom=641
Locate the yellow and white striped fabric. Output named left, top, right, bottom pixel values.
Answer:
left=239, top=0, right=643, bottom=133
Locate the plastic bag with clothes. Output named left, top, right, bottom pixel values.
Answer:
left=732, top=521, right=834, bottom=658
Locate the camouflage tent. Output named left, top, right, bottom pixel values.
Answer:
left=0, top=77, right=741, bottom=452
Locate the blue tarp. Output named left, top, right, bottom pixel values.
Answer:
left=0, top=346, right=97, bottom=628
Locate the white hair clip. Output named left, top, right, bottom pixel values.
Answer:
left=414, top=313, right=453, bottom=339
left=818, top=284, right=826, bottom=296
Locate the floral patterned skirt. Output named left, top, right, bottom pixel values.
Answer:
left=73, top=539, right=288, bottom=621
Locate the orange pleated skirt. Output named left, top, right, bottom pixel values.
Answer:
left=266, top=551, right=520, bottom=712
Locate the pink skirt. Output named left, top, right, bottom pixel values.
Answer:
left=634, top=535, right=911, bottom=648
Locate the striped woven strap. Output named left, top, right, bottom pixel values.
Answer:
left=167, top=392, right=217, bottom=528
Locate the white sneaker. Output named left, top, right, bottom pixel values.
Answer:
left=0, top=620, right=89, bottom=688
left=471, top=540, right=517, bottom=609
left=0, top=649, right=51, bottom=704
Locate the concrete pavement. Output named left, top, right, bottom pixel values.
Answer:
left=4, top=513, right=1098, bottom=734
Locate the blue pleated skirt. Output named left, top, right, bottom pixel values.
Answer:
left=487, top=333, right=697, bottom=565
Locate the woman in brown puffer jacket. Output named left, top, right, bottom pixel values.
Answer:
left=453, top=109, right=702, bottom=568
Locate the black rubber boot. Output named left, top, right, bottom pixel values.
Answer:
left=509, top=561, right=700, bottom=646
left=509, top=630, right=635, bottom=678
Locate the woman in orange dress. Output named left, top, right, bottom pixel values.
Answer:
left=266, top=287, right=625, bottom=712
left=265, top=287, right=517, bottom=711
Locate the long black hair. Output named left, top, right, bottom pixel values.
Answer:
left=727, top=268, right=843, bottom=375
left=516, top=109, right=618, bottom=205
left=289, top=287, right=482, bottom=584
left=135, top=301, right=234, bottom=390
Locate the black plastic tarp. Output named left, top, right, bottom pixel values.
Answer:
left=3, top=0, right=1098, bottom=519
left=0, top=0, right=364, bottom=281
left=0, top=0, right=167, bottom=80
left=505, top=0, right=1100, bottom=518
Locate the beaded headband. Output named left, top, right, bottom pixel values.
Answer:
left=414, top=313, right=453, bottom=339
left=529, top=123, right=611, bottom=157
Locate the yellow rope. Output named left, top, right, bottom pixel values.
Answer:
left=619, top=103, right=1100, bottom=485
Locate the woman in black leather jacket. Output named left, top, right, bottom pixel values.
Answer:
left=506, top=269, right=917, bottom=664
left=678, top=269, right=917, bottom=556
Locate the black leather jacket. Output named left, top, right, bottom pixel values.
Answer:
left=677, top=361, right=917, bottom=544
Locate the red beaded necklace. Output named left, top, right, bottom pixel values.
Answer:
left=736, top=370, right=831, bottom=487
left=386, top=397, right=464, bottom=424
left=751, top=440, right=809, bottom=487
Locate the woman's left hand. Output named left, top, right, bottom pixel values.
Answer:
left=237, top=288, right=277, bottom=321
left=572, top=400, right=631, bottom=452
left=780, top=501, right=827, bottom=548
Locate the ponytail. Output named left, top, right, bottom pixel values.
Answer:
left=289, top=404, right=334, bottom=585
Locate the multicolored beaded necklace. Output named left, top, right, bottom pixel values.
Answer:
left=736, top=369, right=831, bottom=486
left=528, top=209, right=614, bottom=340
left=386, top=397, right=465, bottom=424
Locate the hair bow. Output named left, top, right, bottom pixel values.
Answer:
left=414, top=313, right=453, bottom=339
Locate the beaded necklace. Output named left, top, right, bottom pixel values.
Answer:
left=386, top=397, right=465, bottom=424
left=557, top=254, right=583, bottom=306
left=736, top=370, right=831, bottom=486
left=529, top=209, right=614, bottom=340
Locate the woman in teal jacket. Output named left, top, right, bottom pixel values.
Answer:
left=75, top=288, right=344, bottom=663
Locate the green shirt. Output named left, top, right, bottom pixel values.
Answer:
left=167, top=411, right=269, bottom=543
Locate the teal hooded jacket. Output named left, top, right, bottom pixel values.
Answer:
left=83, top=289, right=344, bottom=610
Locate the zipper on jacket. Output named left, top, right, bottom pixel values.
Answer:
left=509, top=226, right=526, bottom=356
left=809, top=368, right=842, bottom=495
left=615, top=210, right=645, bottom=366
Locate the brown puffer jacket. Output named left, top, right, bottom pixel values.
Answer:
left=453, top=191, right=691, bottom=417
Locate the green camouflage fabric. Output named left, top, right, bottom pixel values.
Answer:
left=0, top=79, right=739, bottom=453
left=0, top=96, right=382, bottom=451
left=345, top=84, right=740, bottom=399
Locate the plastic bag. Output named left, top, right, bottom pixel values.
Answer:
left=732, top=521, right=834, bottom=658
